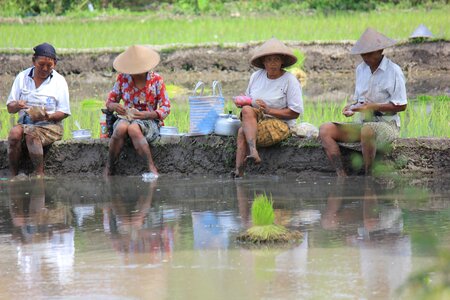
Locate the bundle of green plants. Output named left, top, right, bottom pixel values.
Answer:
left=237, top=193, right=302, bottom=244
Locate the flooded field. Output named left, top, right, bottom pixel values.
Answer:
left=0, top=175, right=449, bottom=299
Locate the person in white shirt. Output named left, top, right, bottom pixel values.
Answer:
left=319, top=28, right=407, bottom=177
left=6, top=43, right=71, bottom=178
left=231, top=38, right=304, bottom=178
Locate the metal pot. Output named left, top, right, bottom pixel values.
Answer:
left=214, top=111, right=241, bottom=136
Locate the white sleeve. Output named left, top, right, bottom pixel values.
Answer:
left=56, top=76, right=71, bottom=115
left=389, top=67, right=407, bottom=106
left=286, top=74, right=304, bottom=116
left=6, top=73, right=23, bottom=105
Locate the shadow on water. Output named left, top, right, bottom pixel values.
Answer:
left=0, top=175, right=449, bottom=299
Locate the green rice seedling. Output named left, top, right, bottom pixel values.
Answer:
left=1, top=8, right=448, bottom=49
left=251, top=193, right=275, bottom=226
left=237, top=193, right=302, bottom=244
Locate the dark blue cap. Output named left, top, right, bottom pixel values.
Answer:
left=33, top=43, right=57, bottom=60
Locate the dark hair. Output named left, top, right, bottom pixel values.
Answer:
left=33, top=43, right=58, bottom=62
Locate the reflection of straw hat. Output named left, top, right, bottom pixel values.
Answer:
left=351, top=28, right=397, bottom=55
left=113, top=45, right=160, bottom=74
left=410, top=24, right=434, bottom=39
left=250, top=38, right=297, bottom=69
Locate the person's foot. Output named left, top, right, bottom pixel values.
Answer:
left=103, top=165, right=113, bottom=177
left=149, top=166, right=159, bottom=176
left=230, top=170, right=243, bottom=179
left=10, top=173, right=29, bottom=182
left=245, top=154, right=261, bottom=165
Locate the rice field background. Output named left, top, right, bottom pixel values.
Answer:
left=0, top=8, right=449, bottom=50
left=1, top=95, right=448, bottom=140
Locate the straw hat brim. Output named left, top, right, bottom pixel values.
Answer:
left=351, top=28, right=397, bottom=55
left=113, top=45, right=160, bottom=74
left=250, top=38, right=297, bottom=69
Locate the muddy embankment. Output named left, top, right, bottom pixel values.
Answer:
left=0, top=41, right=449, bottom=101
left=0, top=136, right=449, bottom=178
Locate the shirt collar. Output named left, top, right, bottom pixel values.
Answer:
left=28, top=67, right=54, bottom=79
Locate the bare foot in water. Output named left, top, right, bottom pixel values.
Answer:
left=244, top=153, right=261, bottom=165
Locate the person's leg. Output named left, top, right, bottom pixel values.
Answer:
left=319, top=122, right=360, bottom=177
left=240, top=106, right=261, bottom=164
left=25, top=134, right=44, bottom=176
left=8, top=126, right=24, bottom=177
left=105, top=121, right=128, bottom=176
left=360, top=125, right=376, bottom=176
left=233, top=127, right=248, bottom=178
left=128, top=123, right=158, bottom=175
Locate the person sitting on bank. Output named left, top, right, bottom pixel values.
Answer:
left=319, top=28, right=407, bottom=177
left=6, top=43, right=71, bottom=178
left=231, top=38, right=304, bottom=178
left=104, top=45, right=170, bottom=176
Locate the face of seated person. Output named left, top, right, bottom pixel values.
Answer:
left=263, top=55, right=283, bottom=78
left=33, top=56, right=56, bottom=81
left=361, top=50, right=383, bottom=70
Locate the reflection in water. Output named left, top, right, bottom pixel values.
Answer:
left=103, top=177, right=175, bottom=265
left=321, top=178, right=411, bottom=299
left=0, top=175, right=447, bottom=299
left=8, top=178, right=74, bottom=285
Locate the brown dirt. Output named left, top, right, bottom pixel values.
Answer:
left=1, top=41, right=449, bottom=102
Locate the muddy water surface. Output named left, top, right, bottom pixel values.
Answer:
left=0, top=175, right=449, bottom=299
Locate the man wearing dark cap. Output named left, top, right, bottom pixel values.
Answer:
left=6, top=42, right=71, bottom=178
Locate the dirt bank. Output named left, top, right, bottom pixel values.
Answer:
left=0, top=136, right=448, bottom=177
left=1, top=41, right=449, bottom=101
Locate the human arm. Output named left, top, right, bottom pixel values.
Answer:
left=255, top=99, right=300, bottom=119
left=105, top=74, right=127, bottom=115
left=7, top=100, right=28, bottom=114
left=351, top=102, right=407, bottom=114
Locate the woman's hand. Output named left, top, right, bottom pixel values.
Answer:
left=131, top=110, right=158, bottom=120
left=255, top=99, right=270, bottom=114
left=111, top=103, right=126, bottom=115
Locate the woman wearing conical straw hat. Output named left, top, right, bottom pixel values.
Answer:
left=319, top=28, right=407, bottom=177
left=104, top=45, right=170, bottom=176
left=231, top=38, right=304, bottom=178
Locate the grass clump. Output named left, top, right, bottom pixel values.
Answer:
left=237, top=193, right=302, bottom=244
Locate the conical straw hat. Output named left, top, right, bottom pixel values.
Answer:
left=410, top=24, right=433, bottom=38
left=350, top=28, right=397, bottom=55
left=250, top=38, right=297, bottom=69
left=113, top=45, right=160, bottom=74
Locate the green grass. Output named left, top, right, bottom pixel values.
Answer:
left=0, top=8, right=449, bottom=50
left=1, top=96, right=448, bottom=140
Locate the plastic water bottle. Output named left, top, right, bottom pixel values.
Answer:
left=100, top=113, right=108, bottom=138
left=142, top=172, right=158, bottom=182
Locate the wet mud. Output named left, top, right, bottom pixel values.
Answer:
left=0, top=41, right=449, bottom=102
left=0, top=136, right=448, bottom=178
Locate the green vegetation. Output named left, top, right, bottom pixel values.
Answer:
left=237, top=193, right=302, bottom=243
left=0, top=0, right=447, bottom=17
left=0, top=8, right=449, bottom=49
left=0, top=96, right=448, bottom=140
left=251, top=193, right=275, bottom=226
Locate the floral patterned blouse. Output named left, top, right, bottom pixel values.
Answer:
left=106, top=72, right=170, bottom=124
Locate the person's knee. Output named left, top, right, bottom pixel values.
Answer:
left=360, top=125, right=375, bottom=142
left=127, top=124, right=143, bottom=139
left=8, top=127, right=23, bottom=143
left=319, top=122, right=335, bottom=140
left=241, top=106, right=255, bottom=120
left=112, top=123, right=128, bottom=139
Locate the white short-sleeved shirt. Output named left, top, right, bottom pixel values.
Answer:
left=246, top=69, right=303, bottom=127
left=353, top=56, right=407, bottom=127
left=7, top=67, right=71, bottom=122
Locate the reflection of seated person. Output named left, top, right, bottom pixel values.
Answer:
left=8, top=178, right=74, bottom=280
left=104, top=178, right=173, bottom=264
left=321, top=178, right=411, bottom=298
